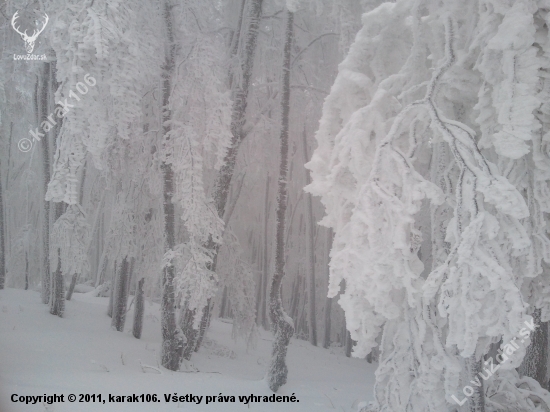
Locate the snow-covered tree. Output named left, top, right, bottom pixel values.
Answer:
left=306, top=0, right=550, bottom=410
left=267, top=5, right=295, bottom=393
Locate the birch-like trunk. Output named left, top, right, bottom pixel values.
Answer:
left=266, top=9, right=295, bottom=393
left=190, top=0, right=265, bottom=354
left=160, top=0, right=184, bottom=371
left=301, top=130, right=317, bottom=346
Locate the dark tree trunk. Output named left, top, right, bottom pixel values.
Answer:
left=97, top=255, right=109, bottom=292
left=112, top=257, right=129, bottom=332
left=323, top=229, right=334, bottom=349
left=190, top=0, right=265, bottom=355
left=126, top=257, right=135, bottom=296
left=261, top=174, right=270, bottom=330
left=219, top=285, right=229, bottom=318
left=133, top=278, right=145, bottom=339
left=289, top=276, right=301, bottom=322
left=194, top=299, right=212, bottom=352
left=40, top=63, right=51, bottom=304
left=0, top=156, right=4, bottom=290
left=301, top=130, right=317, bottom=346
left=49, top=248, right=64, bottom=317
left=227, top=0, right=247, bottom=91
left=255, top=243, right=264, bottom=325
left=211, top=0, right=264, bottom=221
left=160, top=0, right=185, bottom=371
left=107, top=259, right=117, bottom=318
left=179, top=304, right=196, bottom=361
left=24, top=252, right=28, bottom=291
left=518, top=308, right=548, bottom=389
left=467, top=356, right=485, bottom=412
left=345, top=330, right=353, bottom=357
left=66, top=273, right=77, bottom=301
left=266, top=9, right=295, bottom=393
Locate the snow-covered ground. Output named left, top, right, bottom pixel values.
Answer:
left=0, top=288, right=374, bottom=411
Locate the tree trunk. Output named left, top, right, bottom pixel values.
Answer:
left=219, top=285, right=229, bottom=318
left=518, top=308, right=548, bottom=389
left=323, top=229, right=334, bottom=349
left=112, top=257, right=129, bottom=332
left=255, top=242, right=264, bottom=325
left=133, top=278, right=145, bottom=339
left=195, top=296, right=215, bottom=352
left=0, top=156, right=4, bottom=290
left=467, top=356, right=485, bottom=412
left=40, top=63, right=51, bottom=304
left=190, top=0, right=265, bottom=355
left=24, top=251, right=28, bottom=291
left=345, top=330, right=353, bottom=357
left=160, top=0, right=185, bottom=371
left=227, top=0, right=247, bottom=91
left=66, top=273, right=77, bottom=301
left=126, top=257, right=135, bottom=296
left=107, top=259, right=117, bottom=317
left=179, top=303, right=196, bottom=361
left=261, top=174, right=270, bottom=329
left=97, top=255, right=108, bottom=292
left=266, top=9, right=295, bottom=393
left=49, top=248, right=64, bottom=317
left=301, top=130, right=317, bottom=346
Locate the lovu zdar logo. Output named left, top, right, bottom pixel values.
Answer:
left=11, top=10, right=49, bottom=54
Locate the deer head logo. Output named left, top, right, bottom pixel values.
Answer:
left=11, top=11, right=49, bottom=54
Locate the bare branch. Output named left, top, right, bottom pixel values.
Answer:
left=291, top=33, right=339, bottom=68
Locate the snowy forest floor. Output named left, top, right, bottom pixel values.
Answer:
left=0, top=288, right=374, bottom=411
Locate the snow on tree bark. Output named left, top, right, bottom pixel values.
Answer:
left=0, top=156, right=4, bottom=290
left=133, top=278, right=145, bottom=339
left=266, top=8, right=295, bottom=393
left=191, top=0, right=266, bottom=352
left=65, top=274, right=77, bottom=301
left=519, top=308, right=549, bottom=390
left=40, top=63, right=51, bottom=305
left=111, top=257, right=129, bottom=332
left=322, top=229, right=333, bottom=349
left=49, top=248, right=64, bottom=317
left=160, top=0, right=184, bottom=372
left=107, top=260, right=117, bottom=318
left=49, top=204, right=90, bottom=315
left=260, top=174, right=271, bottom=329
left=302, top=130, right=317, bottom=346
